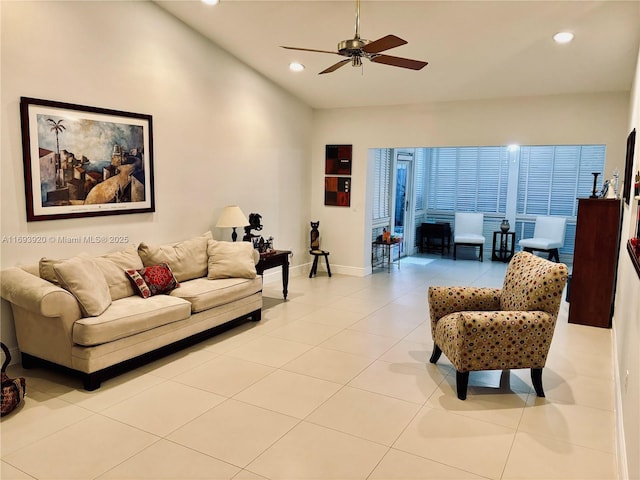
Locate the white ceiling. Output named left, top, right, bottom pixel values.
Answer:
left=155, top=0, right=640, bottom=109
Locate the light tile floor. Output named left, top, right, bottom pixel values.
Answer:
left=0, top=255, right=618, bottom=480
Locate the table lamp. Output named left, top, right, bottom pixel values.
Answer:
left=216, top=205, right=249, bottom=242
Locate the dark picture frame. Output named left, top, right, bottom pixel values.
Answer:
left=622, top=128, right=636, bottom=205
left=325, top=144, right=352, bottom=175
left=324, top=176, right=351, bottom=207
left=20, top=97, right=154, bottom=221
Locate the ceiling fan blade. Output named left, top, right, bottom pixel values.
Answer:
left=281, top=46, right=340, bottom=55
left=370, top=54, right=428, bottom=70
left=362, top=34, right=407, bottom=54
left=319, top=59, right=351, bottom=74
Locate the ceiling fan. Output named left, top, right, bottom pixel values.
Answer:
left=281, top=0, right=428, bottom=75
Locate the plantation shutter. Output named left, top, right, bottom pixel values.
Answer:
left=373, top=148, right=392, bottom=222
left=426, top=146, right=507, bottom=214
left=414, top=148, right=426, bottom=211
left=517, top=145, right=605, bottom=216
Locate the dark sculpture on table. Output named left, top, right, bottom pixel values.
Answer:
left=243, top=213, right=263, bottom=243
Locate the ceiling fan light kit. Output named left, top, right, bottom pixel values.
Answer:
left=281, top=0, right=428, bottom=75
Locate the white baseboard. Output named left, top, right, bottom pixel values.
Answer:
left=612, top=324, right=629, bottom=480
left=267, top=262, right=371, bottom=279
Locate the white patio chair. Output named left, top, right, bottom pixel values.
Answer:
left=518, top=216, right=566, bottom=262
left=453, top=212, right=485, bottom=262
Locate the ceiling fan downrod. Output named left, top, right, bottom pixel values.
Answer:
left=354, top=0, right=361, bottom=40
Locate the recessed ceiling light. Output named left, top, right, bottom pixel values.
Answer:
left=201, top=0, right=219, bottom=5
left=289, top=62, right=305, bottom=72
left=553, top=32, right=574, bottom=44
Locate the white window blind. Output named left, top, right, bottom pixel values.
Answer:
left=517, top=145, right=605, bottom=216
left=426, top=146, right=507, bottom=213
left=414, top=148, right=426, bottom=211
left=373, top=148, right=391, bottom=222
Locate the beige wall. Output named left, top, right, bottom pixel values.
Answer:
left=312, top=92, right=629, bottom=274
left=0, top=1, right=313, bottom=349
left=613, top=47, right=640, bottom=480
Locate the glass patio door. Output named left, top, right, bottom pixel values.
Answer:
left=394, top=158, right=414, bottom=254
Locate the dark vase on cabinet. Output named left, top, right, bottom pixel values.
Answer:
left=568, top=198, right=621, bottom=328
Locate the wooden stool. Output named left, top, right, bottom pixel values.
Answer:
left=309, top=249, right=331, bottom=278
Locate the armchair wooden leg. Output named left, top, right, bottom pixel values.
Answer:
left=531, top=368, right=545, bottom=397
left=429, top=345, right=442, bottom=364
left=456, top=371, right=469, bottom=400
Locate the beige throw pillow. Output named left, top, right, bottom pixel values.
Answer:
left=138, top=232, right=212, bottom=282
left=53, top=257, right=112, bottom=317
left=207, top=240, right=257, bottom=279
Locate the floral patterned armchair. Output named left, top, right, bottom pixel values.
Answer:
left=428, top=251, right=568, bottom=400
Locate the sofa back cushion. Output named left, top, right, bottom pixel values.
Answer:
left=53, top=257, right=112, bottom=317
left=207, top=240, right=257, bottom=279
left=39, top=257, right=65, bottom=285
left=92, top=245, right=144, bottom=300
left=138, top=231, right=212, bottom=283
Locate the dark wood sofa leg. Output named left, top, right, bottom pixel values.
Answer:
left=429, top=345, right=442, bottom=364
left=456, top=371, right=469, bottom=400
left=531, top=368, right=545, bottom=397
left=83, top=372, right=102, bottom=391
left=250, top=308, right=262, bottom=322
left=21, top=352, right=36, bottom=369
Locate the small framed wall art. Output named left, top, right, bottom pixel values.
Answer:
left=325, top=144, right=352, bottom=175
left=324, top=144, right=352, bottom=207
left=324, top=176, right=351, bottom=207
left=20, top=97, right=155, bottom=221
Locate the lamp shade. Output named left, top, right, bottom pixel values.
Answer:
left=216, top=205, right=249, bottom=228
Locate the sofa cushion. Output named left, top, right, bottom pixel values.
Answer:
left=170, top=276, right=262, bottom=313
left=73, top=294, right=192, bottom=346
left=92, top=245, right=144, bottom=300
left=138, top=232, right=212, bottom=283
left=39, top=257, right=65, bottom=285
left=126, top=263, right=180, bottom=298
left=53, top=257, right=112, bottom=317
left=207, top=240, right=257, bottom=280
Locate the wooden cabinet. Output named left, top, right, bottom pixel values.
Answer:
left=568, top=198, right=621, bottom=328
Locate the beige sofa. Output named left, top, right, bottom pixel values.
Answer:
left=0, top=232, right=262, bottom=390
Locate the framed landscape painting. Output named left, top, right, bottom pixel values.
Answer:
left=20, top=97, right=155, bottom=221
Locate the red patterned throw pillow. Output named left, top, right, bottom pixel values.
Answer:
left=125, top=263, right=179, bottom=298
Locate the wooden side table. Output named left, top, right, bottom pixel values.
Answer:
left=419, top=222, right=451, bottom=255
left=491, top=231, right=515, bottom=262
left=256, top=250, right=291, bottom=299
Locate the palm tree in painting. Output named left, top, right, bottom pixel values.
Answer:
left=47, top=118, right=65, bottom=187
